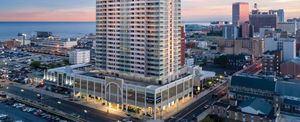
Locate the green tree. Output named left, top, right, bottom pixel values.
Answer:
left=202, top=116, right=215, bottom=122
left=214, top=55, right=228, bottom=67
left=63, top=59, right=69, bottom=65
left=30, top=61, right=41, bottom=69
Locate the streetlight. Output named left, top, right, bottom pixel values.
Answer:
left=83, top=109, right=88, bottom=120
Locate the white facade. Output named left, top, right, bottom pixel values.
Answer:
left=16, top=39, right=31, bottom=46
left=16, top=33, right=31, bottom=46
left=44, top=64, right=193, bottom=120
left=264, top=37, right=278, bottom=51
left=34, top=38, right=78, bottom=49
left=197, top=41, right=208, bottom=49
left=69, top=49, right=90, bottom=64
left=186, top=58, right=194, bottom=67
left=96, top=0, right=183, bottom=84
left=264, top=37, right=296, bottom=61
left=281, top=38, right=296, bottom=61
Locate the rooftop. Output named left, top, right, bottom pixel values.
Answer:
left=231, top=75, right=276, bottom=91
left=239, top=98, right=273, bottom=116
left=47, top=64, right=192, bottom=88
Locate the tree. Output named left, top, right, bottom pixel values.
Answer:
left=63, top=59, right=69, bottom=65
left=202, top=116, right=215, bottom=122
left=214, top=55, right=228, bottom=67
left=30, top=61, right=41, bottom=69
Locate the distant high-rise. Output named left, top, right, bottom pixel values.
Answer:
left=96, top=0, right=182, bottom=83
left=240, top=21, right=254, bottom=39
left=223, top=25, right=239, bottom=40
left=277, top=9, right=285, bottom=22
left=269, top=9, right=285, bottom=22
left=232, top=2, right=249, bottom=26
left=250, top=14, right=277, bottom=32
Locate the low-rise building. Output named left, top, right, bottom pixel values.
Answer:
left=32, top=38, right=78, bottom=49
left=227, top=54, right=253, bottom=69
left=264, top=37, right=296, bottom=62
left=44, top=64, right=194, bottom=119
left=277, top=22, right=297, bottom=35
left=280, top=59, right=300, bottom=79
left=69, top=49, right=90, bottom=65
left=217, top=39, right=264, bottom=58
left=185, top=58, right=194, bottom=67
left=0, top=40, right=21, bottom=49
left=229, top=75, right=278, bottom=103
left=276, top=80, right=300, bottom=116
left=212, top=99, right=278, bottom=122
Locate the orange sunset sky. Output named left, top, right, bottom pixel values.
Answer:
left=0, top=0, right=299, bottom=22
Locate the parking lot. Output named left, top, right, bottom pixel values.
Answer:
left=0, top=100, right=45, bottom=122
left=0, top=98, right=67, bottom=122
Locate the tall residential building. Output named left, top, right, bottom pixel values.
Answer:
left=180, top=25, right=186, bottom=67
left=96, top=0, right=182, bottom=84
left=232, top=2, right=249, bottom=26
left=45, top=0, right=195, bottom=120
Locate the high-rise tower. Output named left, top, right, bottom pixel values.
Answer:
left=232, top=2, right=249, bottom=26
left=96, top=0, right=182, bottom=84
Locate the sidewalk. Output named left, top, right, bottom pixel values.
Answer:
left=10, top=83, right=127, bottom=118
left=162, top=81, right=226, bottom=120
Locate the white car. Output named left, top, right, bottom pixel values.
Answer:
left=204, top=105, right=209, bottom=109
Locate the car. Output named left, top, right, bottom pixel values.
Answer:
left=22, top=107, right=29, bottom=112
left=27, top=108, right=36, bottom=112
left=204, top=105, right=209, bottom=109
left=0, top=114, right=8, bottom=120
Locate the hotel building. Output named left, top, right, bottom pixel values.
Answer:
left=232, top=2, right=249, bottom=26
left=44, top=0, right=195, bottom=120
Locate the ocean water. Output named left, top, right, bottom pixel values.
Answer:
left=0, top=22, right=96, bottom=41
left=0, top=21, right=210, bottom=41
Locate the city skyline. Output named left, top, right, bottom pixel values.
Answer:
left=0, top=0, right=300, bottom=22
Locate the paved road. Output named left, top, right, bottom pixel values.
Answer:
left=165, top=82, right=228, bottom=122
left=2, top=85, right=125, bottom=122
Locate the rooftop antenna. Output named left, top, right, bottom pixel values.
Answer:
left=254, top=3, right=258, bottom=10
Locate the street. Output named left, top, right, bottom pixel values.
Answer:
left=165, top=82, right=228, bottom=122
left=2, top=84, right=125, bottom=122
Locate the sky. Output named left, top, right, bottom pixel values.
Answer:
left=0, top=0, right=299, bottom=22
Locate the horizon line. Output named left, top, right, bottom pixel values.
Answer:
left=0, top=20, right=220, bottom=23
